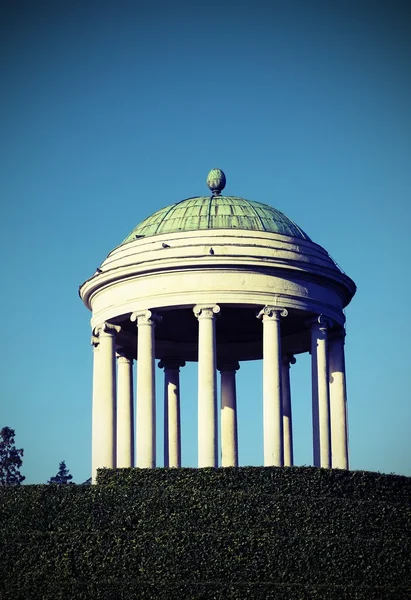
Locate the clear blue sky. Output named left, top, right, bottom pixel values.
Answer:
left=1, top=1, right=410, bottom=483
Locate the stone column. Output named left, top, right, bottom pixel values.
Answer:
left=116, top=350, right=134, bottom=468
left=91, top=322, right=120, bottom=483
left=131, top=310, right=160, bottom=468
left=218, top=360, right=240, bottom=467
left=310, top=315, right=331, bottom=468
left=257, top=306, right=287, bottom=467
left=193, top=304, right=220, bottom=468
left=282, top=354, right=296, bottom=467
left=158, top=358, right=185, bottom=468
left=329, top=330, right=349, bottom=469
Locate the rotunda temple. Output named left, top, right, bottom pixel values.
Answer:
left=79, top=169, right=356, bottom=482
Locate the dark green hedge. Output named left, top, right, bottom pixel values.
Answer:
left=97, top=464, right=411, bottom=501
left=1, top=467, right=410, bottom=599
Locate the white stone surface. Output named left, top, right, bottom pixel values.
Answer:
left=159, top=359, right=184, bottom=468
left=91, top=323, right=119, bottom=483
left=310, top=317, right=331, bottom=468
left=282, top=355, right=295, bottom=467
left=116, top=352, right=134, bottom=468
left=194, top=305, right=220, bottom=468
left=81, top=229, right=355, bottom=330
left=329, top=332, right=349, bottom=469
left=219, top=361, right=240, bottom=467
left=131, top=310, right=159, bottom=468
left=258, top=307, right=287, bottom=467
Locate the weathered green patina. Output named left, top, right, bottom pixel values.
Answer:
left=121, top=195, right=310, bottom=244
left=206, top=168, right=226, bottom=194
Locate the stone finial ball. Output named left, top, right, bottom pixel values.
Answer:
left=207, top=168, right=226, bottom=194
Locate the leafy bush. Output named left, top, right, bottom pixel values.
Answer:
left=0, top=467, right=410, bottom=599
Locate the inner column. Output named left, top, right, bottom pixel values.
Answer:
left=282, top=354, right=296, bottom=467
left=131, top=310, right=160, bottom=468
left=310, top=315, right=331, bottom=468
left=329, top=329, right=349, bottom=469
left=193, top=304, right=220, bottom=468
left=257, top=306, right=287, bottom=467
left=218, top=360, right=240, bottom=467
left=158, top=358, right=185, bottom=468
left=116, top=350, right=134, bottom=468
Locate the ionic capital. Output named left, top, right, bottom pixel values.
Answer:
left=306, top=314, right=332, bottom=332
left=130, top=310, right=161, bottom=326
left=217, top=360, right=240, bottom=373
left=257, top=306, right=288, bottom=322
left=91, top=334, right=100, bottom=348
left=92, top=322, right=121, bottom=342
left=193, top=304, right=221, bottom=319
left=116, top=349, right=134, bottom=364
left=282, top=354, right=296, bottom=367
left=158, top=358, right=186, bottom=371
left=329, top=327, right=346, bottom=343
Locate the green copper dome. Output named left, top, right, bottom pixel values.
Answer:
left=121, top=196, right=310, bottom=244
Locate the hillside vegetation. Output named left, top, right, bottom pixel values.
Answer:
left=1, top=466, right=410, bottom=599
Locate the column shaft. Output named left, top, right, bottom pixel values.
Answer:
left=166, top=368, right=181, bottom=467
left=311, top=331, right=320, bottom=466
left=160, top=359, right=184, bottom=468
left=282, top=355, right=295, bottom=467
left=258, top=307, right=287, bottom=467
left=220, top=363, right=239, bottom=467
left=131, top=310, right=159, bottom=468
left=329, top=333, right=349, bottom=469
left=91, top=324, right=118, bottom=483
left=311, top=317, right=331, bottom=468
left=194, top=305, right=220, bottom=468
left=116, top=353, right=134, bottom=468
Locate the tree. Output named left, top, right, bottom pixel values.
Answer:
left=0, top=427, right=25, bottom=486
left=48, top=460, right=73, bottom=484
